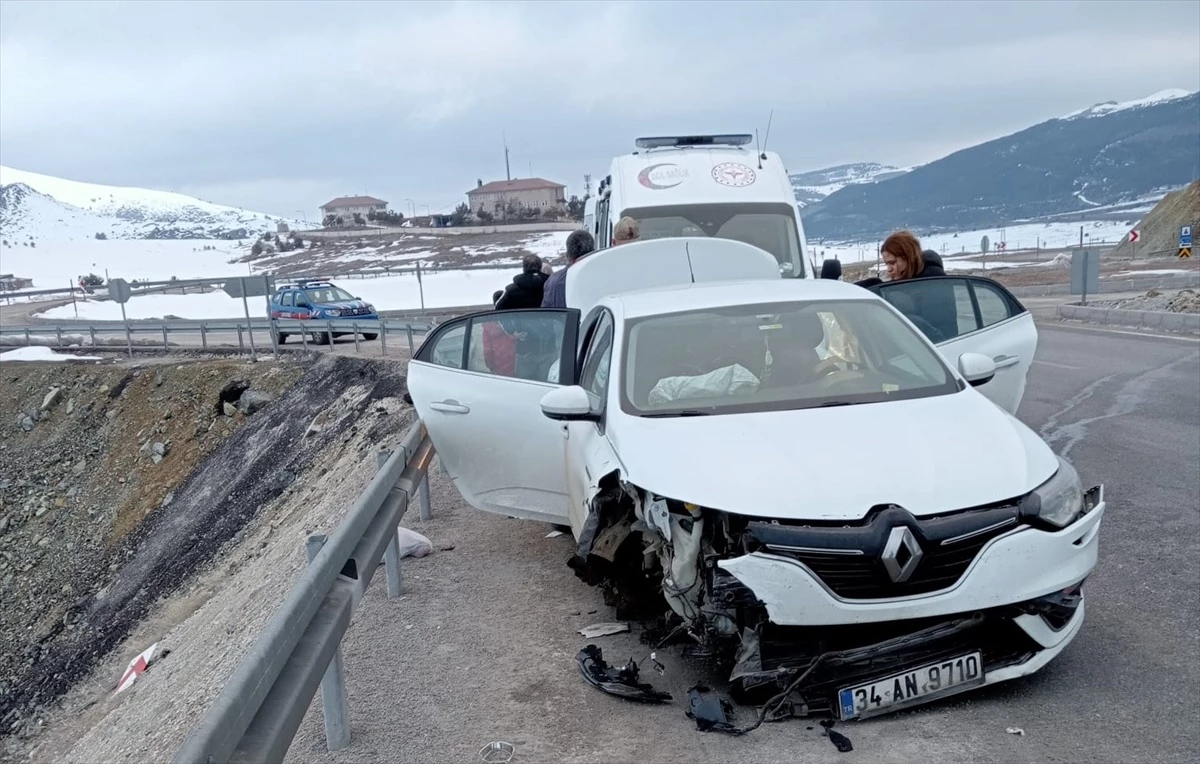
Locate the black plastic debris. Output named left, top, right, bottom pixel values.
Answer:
left=822, top=719, right=854, bottom=753
left=686, top=686, right=738, bottom=733
left=576, top=645, right=671, bottom=703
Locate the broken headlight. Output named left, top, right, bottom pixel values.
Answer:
left=1030, top=456, right=1085, bottom=528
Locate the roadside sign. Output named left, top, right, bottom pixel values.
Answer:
left=997, top=241, right=1007, bottom=251
left=1181, top=225, right=1193, bottom=248
left=980, top=235, right=990, bottom=254
left=1070, top=250, right=1100, bottom=303
left=1129, top=229, right=1140, bottom=243
left=1181, top=247, right=1192, bottom=260
left=222, top=276, right=271, bottom=299
left=108, top=278, right=132, bottom=304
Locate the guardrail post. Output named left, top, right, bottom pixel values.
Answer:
left=162, top=326, right=169, bottom=350
left=406, top=325, right=414, bottom=355
left=89, top=325, right=96, bottom=347
left=301, top=322, right=309, bottom=352
left=418, top=474, right=432, bottom=521
left=352, top=322, right=360, bottom=354
left=327, top=320, right=335, bottom=353
left=237, top=325, right=245, bottom=355
left=379, top=322, right=387, bottom=356
left=305, top=535, right=351, bottom=752
left=24, top=328, right=30, bottom=346
left=200, top=323, right=207, bottom=351
left=55, top=326, right=63, bottom=348
left=378, top=450, right=405, bottom=598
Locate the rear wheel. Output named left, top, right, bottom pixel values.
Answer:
left=362, top=333, right=378, bottom=341
left=273, top=331, right=288, bottom=345
left=311, top=331, right=331, bottom=346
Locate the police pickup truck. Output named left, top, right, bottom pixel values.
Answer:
left=268, top=279, right=379, bottom=345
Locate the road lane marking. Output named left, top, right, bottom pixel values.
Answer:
left=1033, top=360, right=1081, bottom=370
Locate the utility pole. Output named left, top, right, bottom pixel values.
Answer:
left=503, top=132, right=511, bottom=181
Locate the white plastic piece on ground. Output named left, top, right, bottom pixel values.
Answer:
left=577, top=622, right=630, bottom=638
left=114, top=642, right=160, bottom=695
left=545, top=530, right=565, bottom=538
left=1006, top=727, right=1026, bottom=736
left=479, top=741, right=515, bottom=763
left=395, top=527, right=433, bottom=558
left=0, top=347, right=101, bottom=362
left=647, top=363, right=760, bottom=407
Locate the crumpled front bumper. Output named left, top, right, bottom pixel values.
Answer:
left=718, top=489, right=1104, bottom=627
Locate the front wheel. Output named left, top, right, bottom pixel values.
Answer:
left=311, top=331, right=331, bottom=346
left=362, top=333, right=378, bottom=341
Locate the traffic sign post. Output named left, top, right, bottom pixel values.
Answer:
left=1129, top=229, right=1140, bottom=260
left=1180, top=226, right=1193, bottom=259
left=109, top=278, right=134, bottom=358
left=222, top=277, right=270, bottom=361
left=1071, top=250, right=1100, bottom=305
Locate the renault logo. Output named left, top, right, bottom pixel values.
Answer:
left=881, top=526, right=924, bottom=583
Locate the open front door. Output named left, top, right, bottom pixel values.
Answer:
left=874, top=277, right=1037, bottom=414
left=407, top=309, right=579, bottom=523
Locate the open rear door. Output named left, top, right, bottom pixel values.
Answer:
left=565, top=237, right=780, bottom=316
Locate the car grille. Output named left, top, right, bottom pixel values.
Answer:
left=733, top=612, right=1042, bottom=711
left=744, top=502, right=1027, bottom=600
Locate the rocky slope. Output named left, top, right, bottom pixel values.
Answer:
left=1109, top=180, right=1200, bottom=259
left=0, top=355, right=410, bottom=743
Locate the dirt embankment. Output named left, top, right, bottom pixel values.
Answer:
left=0, top=355, right=410, bottom=747
left=1110, top=180, right=1199, bottom=259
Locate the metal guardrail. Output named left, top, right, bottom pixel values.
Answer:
left=0, top=317, right=435, bottom=357
left=172, top=420, right=435, bottom=763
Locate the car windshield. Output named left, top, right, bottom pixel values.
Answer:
left=304, top=286, right=354, bottom=303
left=622, top=202, right=804, bottom=277
left=620, top=299, right=959, bottom=417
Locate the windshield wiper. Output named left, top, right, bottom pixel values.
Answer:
left=815, top=400, right=858, bottom=408
left=641, top=410, right=712, bottom=418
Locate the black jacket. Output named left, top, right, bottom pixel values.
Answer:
left=495, top=271, right=548, bottom=311
left=914, top=250, right=946, bottom=278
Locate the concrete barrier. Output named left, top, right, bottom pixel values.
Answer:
left=1058, top=303, right=1200, bottom=334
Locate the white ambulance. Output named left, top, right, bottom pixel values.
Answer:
left=586, top=134, right=813, bottom=278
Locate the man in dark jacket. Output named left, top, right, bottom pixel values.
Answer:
left=495, top=255, right=548, bottom=310
left=541, top=229, right=595, bottom=309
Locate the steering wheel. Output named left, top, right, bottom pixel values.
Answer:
left=819, top=369, right=866, bottom=391
left=813, top=358, right=843, bottom=379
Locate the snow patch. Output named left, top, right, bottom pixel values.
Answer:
left=1060, top=89, right=1194, bottom=120
left=0, top=347, right=101, bottom=362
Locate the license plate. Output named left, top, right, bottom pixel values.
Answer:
left=837, top=651, right=984, bottom=720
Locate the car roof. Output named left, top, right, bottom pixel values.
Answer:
left=605, top=278, right=876, bottom=320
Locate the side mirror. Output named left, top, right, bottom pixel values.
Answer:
left=541, top=386, right=598, bottom=422
left=958, top=352, right=997, bottom=387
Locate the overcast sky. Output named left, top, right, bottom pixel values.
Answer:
left=1, top=0, right=1198, bottom=219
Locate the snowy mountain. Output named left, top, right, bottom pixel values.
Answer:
left=0, top=166, right=302, bottom=241
left=803, top=89, right=1200, bottom=240
left=789, top=163, right=911, bottom=207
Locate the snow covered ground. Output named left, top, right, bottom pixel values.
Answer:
left=0, top=347, right=101, bottom=362
left=0, top=238, right=254, bottom=289
left=813, top=219, right=1136, bottom=264
left=35, top=267, right=519, bottom=320
left=1060, top=89, right=1194, bottom=120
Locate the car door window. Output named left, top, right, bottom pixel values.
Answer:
left=875, top=278, right=979, bottom=344
left=971, top=280, right=1019, bottom=328
left=281, top=291, right=294, bottom=307
left=416, top=309, right=578, bottom=383
left=578, top=313, right=614, bottom=405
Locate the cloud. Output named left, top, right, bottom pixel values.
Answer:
left=1, top=0, right=1197, bottom=217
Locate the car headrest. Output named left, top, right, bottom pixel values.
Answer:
left=778, top=311, right=825, bottom=349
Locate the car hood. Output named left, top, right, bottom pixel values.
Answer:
left=608, top=389, right=1057, bottom=521
left=317, top=300, right=372, bottom=311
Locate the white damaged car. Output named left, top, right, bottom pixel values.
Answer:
left=406, top=238, right=1104, bottom=720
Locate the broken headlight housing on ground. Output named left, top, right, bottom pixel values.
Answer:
left=1028, top=457, right=1085, bottom=528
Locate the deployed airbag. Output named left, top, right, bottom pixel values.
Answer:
left=648, top=364, right=759, bottom=406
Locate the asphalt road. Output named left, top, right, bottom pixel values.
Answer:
left=280, top=323, right=1199, bottom=764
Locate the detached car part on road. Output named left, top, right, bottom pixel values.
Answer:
left=405, top=238, right=1106, bottom=721
left=268, top=279, right=380, bottom=345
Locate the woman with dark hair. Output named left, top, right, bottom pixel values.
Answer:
left=880, top=230, right=946, bottom=281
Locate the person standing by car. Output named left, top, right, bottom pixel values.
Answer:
left=542, top=229, right=596, bottom=308
left=613, top=216, right=640, bottom=246
left=495, top=255, right=549, bottom=311
left=860, top=230, right=956, bottom=340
